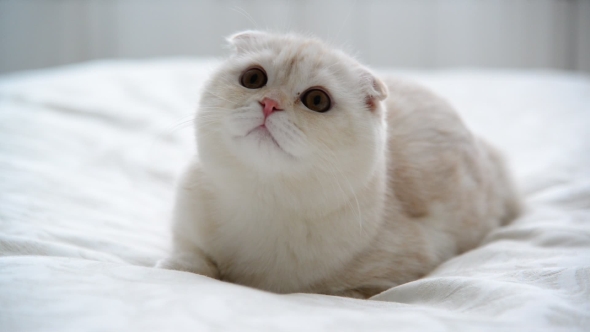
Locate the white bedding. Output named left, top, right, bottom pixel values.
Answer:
left=1, top=59, right=589, bottom=331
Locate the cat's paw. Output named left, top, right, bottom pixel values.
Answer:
left=155, top=253, right=220, bottom=279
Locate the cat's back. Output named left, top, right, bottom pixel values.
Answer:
left=381, top=78, right=519, bottom=254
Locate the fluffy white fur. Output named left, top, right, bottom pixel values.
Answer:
left=156, top=31, right=520, bottom=298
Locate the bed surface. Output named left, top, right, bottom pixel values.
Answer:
left=1, top=59, right=589, bottom=331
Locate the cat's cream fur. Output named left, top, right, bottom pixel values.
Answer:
left=156, top=31, right=520, bottom=298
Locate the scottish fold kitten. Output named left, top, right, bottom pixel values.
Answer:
left=156, top=31, right=520, bottom=298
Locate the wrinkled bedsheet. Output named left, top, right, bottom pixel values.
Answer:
left=1, top=59, right=589, bottom=331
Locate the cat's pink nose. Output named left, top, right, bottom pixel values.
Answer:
left=260, top=98, right=282, bottom=118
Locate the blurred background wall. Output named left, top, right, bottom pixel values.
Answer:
left=1, top=0, right=589, bottom=74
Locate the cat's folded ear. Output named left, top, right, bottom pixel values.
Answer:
left=360, top=69, right=388, bottom=111
left=227, top=30, right=269, bottom=54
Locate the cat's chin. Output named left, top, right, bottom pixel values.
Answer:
left=230, top=125, right=297, bottom=171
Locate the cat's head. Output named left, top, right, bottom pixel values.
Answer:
left=197, top=31, right=388, bottom=179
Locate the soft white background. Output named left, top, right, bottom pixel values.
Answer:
left=1, top=0, right=589, bottom=74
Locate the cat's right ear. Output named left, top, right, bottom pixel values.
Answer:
left=359, top=69, right=388, bottom=112
left=227, top=30, right=268, bottom=54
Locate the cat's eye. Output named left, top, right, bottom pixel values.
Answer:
left=240, top=67, right=267, bottom=89
left=301, top=88, right=331, bottom=113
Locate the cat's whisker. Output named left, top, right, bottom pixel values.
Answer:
left=315, top=158, right=353, bottom=218
left=315, top=141, right=364, bottom=234
left=230, top=111, right=261, bottom=119
left=204, top=91, right=237, bottom=105
left=318, top=158, right=363, bottom=235
left=199, top=106, right=229, bottom=110
left=229, top=6, right=259, bottom=30
left=194, top=120, right=219, bottom=129
left=168, top=121, right=195, bottom=134
left=195, top=116, right=222, bottom=124
left=194, top=115, right=222, bottom=123
left=145, top=115, right=201, bottom=141
left=194, top=122, right=219, bottom=130
left=311, top=169, right=341, bottom=218
left=195, top=122, right=223, bottom=133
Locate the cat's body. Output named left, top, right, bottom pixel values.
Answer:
left=157, top=31, right=520, bottom=298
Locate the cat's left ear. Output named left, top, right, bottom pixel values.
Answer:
left=360, top=69, right=388, bottom=111
left=227, top=30, right=269, bottom=54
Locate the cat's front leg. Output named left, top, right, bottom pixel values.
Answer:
left=156, top=161, right=220, bottom=278
left=156, top=246, right=220, bottom=279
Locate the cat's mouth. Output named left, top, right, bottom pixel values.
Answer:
left=247, top=125, right=277, bottom=143
left=241, top=125, right=294, bottom=158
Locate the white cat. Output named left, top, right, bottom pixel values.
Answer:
left=156, top=31, right=520, bottom=298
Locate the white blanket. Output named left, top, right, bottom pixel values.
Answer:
left=1, top=60, right=589, bottom=331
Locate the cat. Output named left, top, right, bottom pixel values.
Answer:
left=156, top=31, right=520, bottom=298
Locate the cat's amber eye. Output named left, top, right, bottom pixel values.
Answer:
left=301, top=88, right=331, bottom=113
left=240, top=67, right=267, bottom=89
